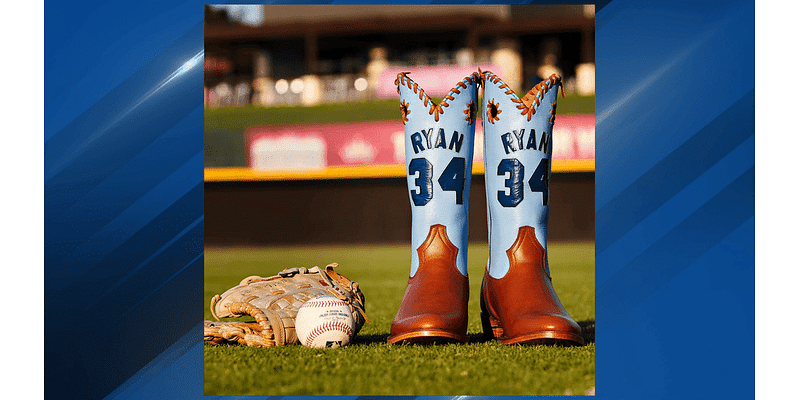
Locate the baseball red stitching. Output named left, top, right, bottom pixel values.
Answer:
left=305, top=320, right=354, bottom=345
left=302, top=300, right=347, bottom=309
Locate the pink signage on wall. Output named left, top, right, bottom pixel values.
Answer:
left=376, top=64, right=500, bottom=99
left=246, top=115, right=594, bottom=170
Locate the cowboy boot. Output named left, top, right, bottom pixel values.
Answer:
left=388, top=71, right=480, bottom=344
left=479, top=70, right=584, bottom=346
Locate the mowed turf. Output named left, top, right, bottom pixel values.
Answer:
left=204, top=242, right=594, bottom=396
left=204, top=95, right=595, bottom=132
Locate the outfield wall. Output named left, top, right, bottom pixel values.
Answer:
left=205, top=173, right=594, bottom=246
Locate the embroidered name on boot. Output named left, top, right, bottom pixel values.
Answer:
left=410, top=128, right=464, bottom=154
left=499, top=129, right=550, bottom=155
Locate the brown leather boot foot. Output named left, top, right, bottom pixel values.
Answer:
left=388, top=224, right=469, bottom=344
left=481, top=226, right=584, bottom=346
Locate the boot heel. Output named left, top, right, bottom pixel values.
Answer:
left=480, top=311, right=504, bottom=339
left=480, top=311, right=493, bottom=339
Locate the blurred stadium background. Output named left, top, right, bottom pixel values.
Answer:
left=203, top=6, right=595, bottom=393
left=203, top=4, right=595, bottom=246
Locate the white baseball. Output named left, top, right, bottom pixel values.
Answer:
left=295, top=296, right=355, bottom=348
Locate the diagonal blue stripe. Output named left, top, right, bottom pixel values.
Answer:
left=598, top=166, right=754, bottom=327
left=355, top=398, right=416, bottom=400
left=44, top=25, right=203, bottom=224
left=58, top=152, right=203, bottom=279
left=46, top=180, right=203, bottom=290
left=595, top=0, right=754, bottom=207
left=597, top=133, right=754, bottom=284
left=45, top=1, right=202, bottom=139
left=45, top=23, right=202, bottom=180
left=80, top=217, right=204, bottom=319
left=44, top=112, right=203, bottom=255
left=55, top=237, right=203, bottom=400
left=46, top=228, right=203, bottom=400
left=595, top=0, right=614, bottom=11
left=106, top=251, right=204, bottom=329
left=44, top=105, right=202, bottom=260
left=596, top=90, right=754, bottom=254
left=595, top=0, right=622, bottom=31
left=90, top=216, right=204, bottom=311
left=597, top=216, right=754, bottom=398
left=103, top=324, right=202, bottom=400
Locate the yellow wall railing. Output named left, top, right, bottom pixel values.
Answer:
left=204, top=159, right=594, bottom=182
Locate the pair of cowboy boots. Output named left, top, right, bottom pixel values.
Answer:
left=388, top=70, right=584, bottom=346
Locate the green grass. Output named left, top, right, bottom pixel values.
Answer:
left=204, top=242, right=594, bottom=396
left=204, top=95, right=595, bottom=132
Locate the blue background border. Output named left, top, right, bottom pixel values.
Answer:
left=44, top=0, right=755, bottom=399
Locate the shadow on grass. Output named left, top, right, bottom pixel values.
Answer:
left=353, top=320, right=594, bottom=346
left=579, top=319, right=595, bottom=344
left=470, top=319, right=595, bottom=346
left=352, top=334, right=390, bottom=345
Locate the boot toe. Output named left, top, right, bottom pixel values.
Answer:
left=387, top=225, right=470, bottom=345
left=501, top=312, right=584, bottom=346
left=389, top=312, right=467, bottom=344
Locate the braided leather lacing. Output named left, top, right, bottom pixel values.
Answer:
left=479, top=69, right=564, bottom=124
left=395, top=71, right=481, bottom=123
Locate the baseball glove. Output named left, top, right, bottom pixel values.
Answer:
left=204, top=263, right=368, bottom=347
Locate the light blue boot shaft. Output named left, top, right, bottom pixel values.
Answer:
left=482, top=72, right=562, bottom=279
left=397, top=72, right=479, bottom=277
